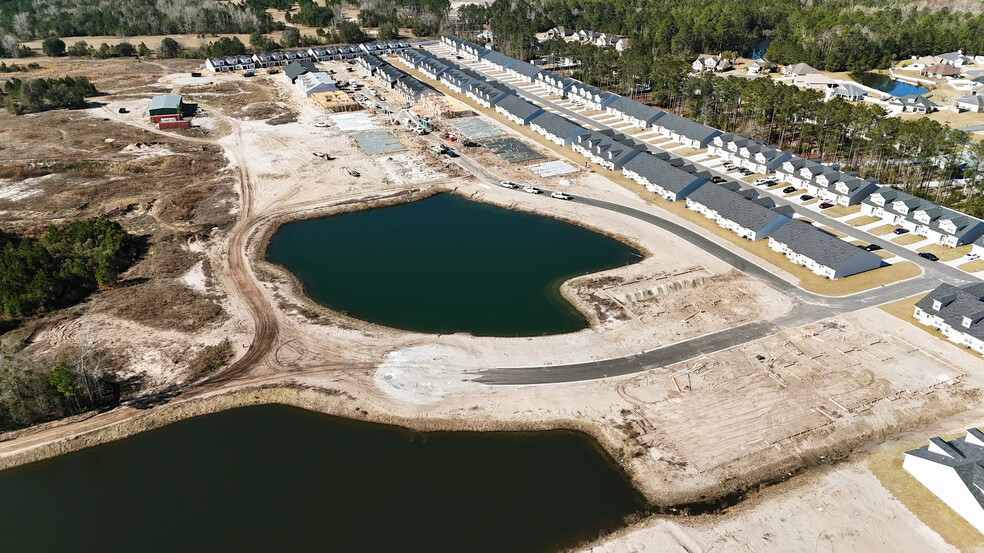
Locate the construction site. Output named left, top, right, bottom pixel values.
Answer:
left=2, top=51, right=984, bottom=553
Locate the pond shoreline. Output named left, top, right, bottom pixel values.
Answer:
left=254, top=185, right=649, bottom=337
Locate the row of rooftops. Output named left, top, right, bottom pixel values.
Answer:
left=361, top=52, right=438, bottom=102
left=862, top=185, right=983, bottom=241
left=687, top=180, right=794, bottom=233
left=206, top=41, right=412, bottom=69
left=916, top=283, right=984, bottom=341
left=573, top=129, right=647, bottom=166
left=434, top=36, right=983, bottom=253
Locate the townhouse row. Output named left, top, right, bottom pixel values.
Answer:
left=205, top=41, right=411, bottom=72
left=417, top=40, right=885, bottom=280
left=440, top=36, right=984, bottom=250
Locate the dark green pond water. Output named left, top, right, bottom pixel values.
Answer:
left=266, top=193, right=641, bottom=336
left=0, top=405, right=645, bottom=553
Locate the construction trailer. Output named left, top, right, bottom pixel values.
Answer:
left=157, top=117, right=190, bottom=130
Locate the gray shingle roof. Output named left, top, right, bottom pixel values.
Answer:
left=657, top=112, right=720, bottom=143
left=916, top=282, right=984, bottom=340
left=687, top=183, right=790, bottom=233
left=892, top=94, right=937, bottom=110
left=529, top=111, right=586, bottom=140
left=769, top=219, right=882, bottom=271
left=904, top=428, right=984, bottom=512
left=622, top=153, right=706, bottom=194
left=863, top=186, right=984, bottom=240
left=606, top=96, right=665, bottom=124
left=508, top=60, right=543, bottom=79
left=494, top=94, right=544, bottom=120
left=957, top=95, right=984, bottom=108
left=284, top=60, right=317, bottom=80
left=482, top=50, right=516, bottom=69
left=376, top=64, right=406, bottom=83
left=574, top=129, right=646, bottom=165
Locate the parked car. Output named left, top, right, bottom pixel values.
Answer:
left=499, top=180, right=518, bottom=189
left=753, top=178, right=771, bottom=186
left=723, top=163, right=736, bottom=170
left=523, top=185, right=541, bottom=194
left=550, top=192, right=572, bottom=200
left=893, top=228, right=909, bottom=235
left=818, top=202, right=834, bottom=209
left=739, top=168, right=753, bottom=175
left=445, top=149, right=458, bottom=158
left=799, top=194, right=814, bottom=201
left=864, top=244, right=883, bottom=252
left=782, top=186, right=796, bottom=194
left=711, top=176, right=727, bottom=184
left=314, top=121, right=330, bottom=128
left=918, top=252, right=939, bottom=261
left=966, top=253, right=981, bottom=261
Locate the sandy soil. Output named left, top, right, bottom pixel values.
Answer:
left=580, top=461, right=958, bottom=553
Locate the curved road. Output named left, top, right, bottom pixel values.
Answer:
left=475, top=193, right=958, bottom=384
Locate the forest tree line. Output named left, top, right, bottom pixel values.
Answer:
left=2, top=75, right=97, bottom=114
left=549, top=43, right=984, bottom=214
left=474, top=0, right=984, bottom=71
left=0, top=219, right=138, bottom=317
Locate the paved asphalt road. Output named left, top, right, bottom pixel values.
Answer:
left=387, top=51, right=974, bottom=384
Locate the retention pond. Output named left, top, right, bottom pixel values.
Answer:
left=0, top=405, right=646, bottom=552
left=266, top=193, right=642, bottom=336
left=851, top=72, right=929, bottom=96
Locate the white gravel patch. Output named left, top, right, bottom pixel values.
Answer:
left=374, top=344, right=478, bottom=404
left=181, top=260, right=208, bottom=293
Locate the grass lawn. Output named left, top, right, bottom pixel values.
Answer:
left=870, top=223, right=899, bottom=235
left=823, top=204, right=862, bottom=218
left=846, top=215, right=882, bottom=227
left=802, top=198, right=819, bottom=205
left=740, top=173, right=767, bottom=182
left=674, top=147, right=707, bottom=157
left=400, top=64, right=923, bottom=297
left=867, top=446, right=984, bottom=553
left=916, top=243, right=971, bottom=262
left=959, top=259, right=984, bottom=272
left=893, top=234, right=927, bottom=245
left=874, top=250, right=895, bottom=259
left=783, top=189, right=804, bottom=198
